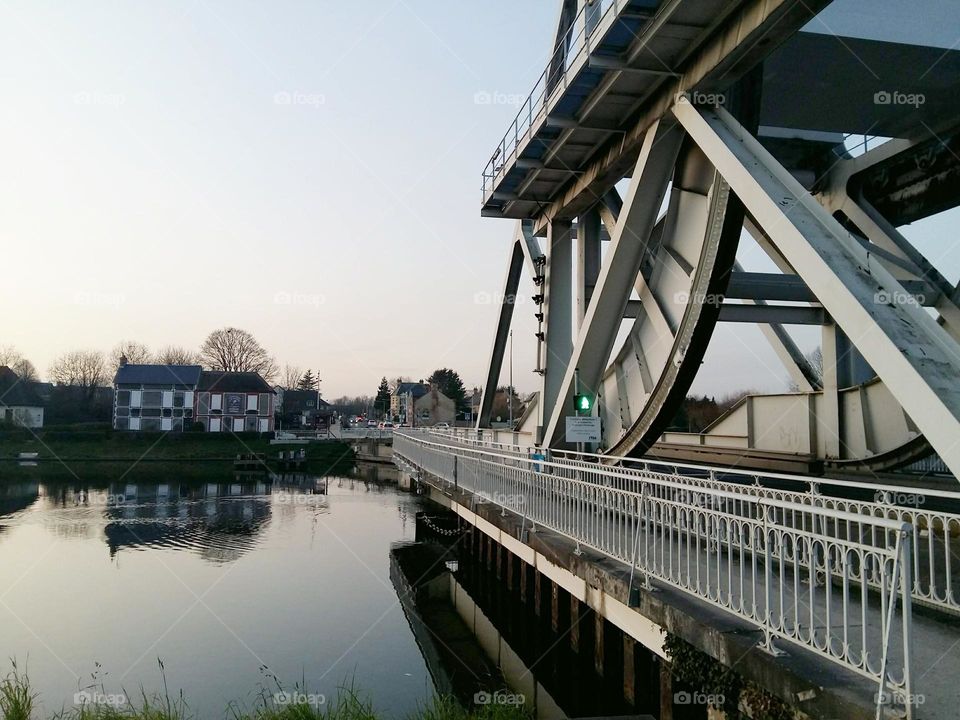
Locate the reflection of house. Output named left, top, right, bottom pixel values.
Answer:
left=0, top=367, right=44, bottom=428
left=113, top=364, right=201, bottom=431
left=196, top=371, right=275, bottom=433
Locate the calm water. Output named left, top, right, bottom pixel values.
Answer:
left=0, top=470, right=436, bottom=718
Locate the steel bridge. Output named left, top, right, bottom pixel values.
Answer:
left=394, top=428, right=960, bottom=719
left=473, top=0, right=960, bottom=479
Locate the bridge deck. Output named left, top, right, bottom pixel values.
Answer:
left=395, top=430, right=960, bottom=719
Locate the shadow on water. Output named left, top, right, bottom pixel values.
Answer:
left=390, top=524, right=656, bottom=720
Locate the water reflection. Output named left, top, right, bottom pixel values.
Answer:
left=0, top=466, right=433, bottom=718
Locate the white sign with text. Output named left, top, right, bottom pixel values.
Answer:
left=565, top=416, right=601, bottom=443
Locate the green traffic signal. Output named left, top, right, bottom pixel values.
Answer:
left=574, top=394, right=592, bottom=413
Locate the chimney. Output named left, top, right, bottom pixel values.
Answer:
left=119, top=354, right=128, bottom=367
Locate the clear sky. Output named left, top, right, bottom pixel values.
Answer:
left=1, top=0, right=957, bottom=400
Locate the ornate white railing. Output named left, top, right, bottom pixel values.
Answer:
left=430, top=427, right=960, bottom=617
left=395, top=430, right=917, bottom=719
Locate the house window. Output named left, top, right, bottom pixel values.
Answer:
left=258, top=418, right=270, bottom=433
left=129, top=417, right=141, bottom=431
left=184, top=408, right=193, bottom=418
left=246, top=394, right=258, bottom=413
left=184, top=391, right=194, bottom=409
left=130, top=391, right=142, bottom=408
left=130, top=408, right=141, bottom=418
left=209, top=417, right=221, bottom=433
left=162, top=391, right=173, bottom=408
left=259, top=393, right=272, bottom=416
left=211, top=394, right=223, bottom=412
left=162, top=408, right=172, bottom=418
left=233, top=418, right=244, bottom=432
left=116, top=390, right=130, bottom=407
left=143, top=407, right=161, bottom=418
left=173, top=392, right=184, bottom=408
left=142, top=391, right=162, bottom=408
left=116, top=407, right=129, bottom=417
left=161, top=418, right=172, bottom=432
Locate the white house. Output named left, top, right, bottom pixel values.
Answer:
left=0, top=366, right=44, bottom=428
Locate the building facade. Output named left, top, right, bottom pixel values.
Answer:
left=113, top=364, right=201, bottom=432
left=0, top=366, right=44, bottom=428
left=196, top=371, right=275, bottom=433
left=113, top=364, right=275, bottom=433
left=412, top=386, right=456, bottom=426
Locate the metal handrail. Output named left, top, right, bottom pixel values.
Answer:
left=395, top=431, right=917, bottom=718
left=481, top=0, right=626, bottom=198
left=427, top=428, right=960, bottom=616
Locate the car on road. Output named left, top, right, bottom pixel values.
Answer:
left=434, top=422, right=450, bottom=429
left=366, top=420, right=377, bottom=428
left=378, top=421, right=394, bottom=429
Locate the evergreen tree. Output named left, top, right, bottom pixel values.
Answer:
left=297, top=369, right=318, bottom=391
left=375, top=377, right=391, bottom=418
left=428, top=368, right=468, bottom=412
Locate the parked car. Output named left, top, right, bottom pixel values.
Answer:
left=366, top=419, right=377, bottom=428
left=434, top=422, right=450, bottom=429
left=378, top=421, right=394, bottom=429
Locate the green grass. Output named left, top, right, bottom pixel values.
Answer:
left=0, top=430, right=353, bottom=466
left=0, top=662, right=531, bottom=720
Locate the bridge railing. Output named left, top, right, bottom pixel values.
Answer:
left=429, top=429, right=960, bottom=616
left=481, top=0, right=632, bottom=200
left=394, top=430, right=917, bottom=717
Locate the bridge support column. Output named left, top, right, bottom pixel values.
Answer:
left=594, top=612, right=605, bottom=677
left=537, top=219, right=574, bottom=445
left=570, top=596, right=581, bottom=652
left=660, top=663, right=674, bottom=720
left=623, top=636, right=637, bottom=706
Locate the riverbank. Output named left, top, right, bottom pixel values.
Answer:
left=0, top=430, right=354, bottom=466
left=0, top=668, right=530, bottom=720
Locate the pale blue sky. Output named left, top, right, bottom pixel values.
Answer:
left=1, top=1, right=957, bottom=399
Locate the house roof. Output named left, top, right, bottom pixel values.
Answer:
left=0, top=367, right=43, bottom=408
left=199, top=371, right=273, bottom=393
left=114, top=364, right=203, bottom=386
left=393, top=382, right=429, bottom=399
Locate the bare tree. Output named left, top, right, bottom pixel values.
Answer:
left=155, top=345, right=201, bottom=365
left=0, top=346, right=38, bottom=382
left=199, top=327, right=278, bottom=381
left=49, top=350, right=108, bottom=389
left=282, top=364, right=303, bottom=389
left=110, top=340, right=152, bottom=370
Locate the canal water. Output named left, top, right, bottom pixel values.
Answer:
left=0, top=468, right=437, bottom=718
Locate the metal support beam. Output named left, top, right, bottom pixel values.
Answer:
left=674, top=102, right=960, bottom=478
left=718, top=304, right=825, bottom=325
left=577, top=207, right=602, bottom=326
left=537, top=219, right=574, bottom=444
left=477, top=223, right=529, bottom=428
left=543, top=120, right=685, bottom=447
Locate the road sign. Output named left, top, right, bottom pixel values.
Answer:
left=565, top=416, right=600, bottom=443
